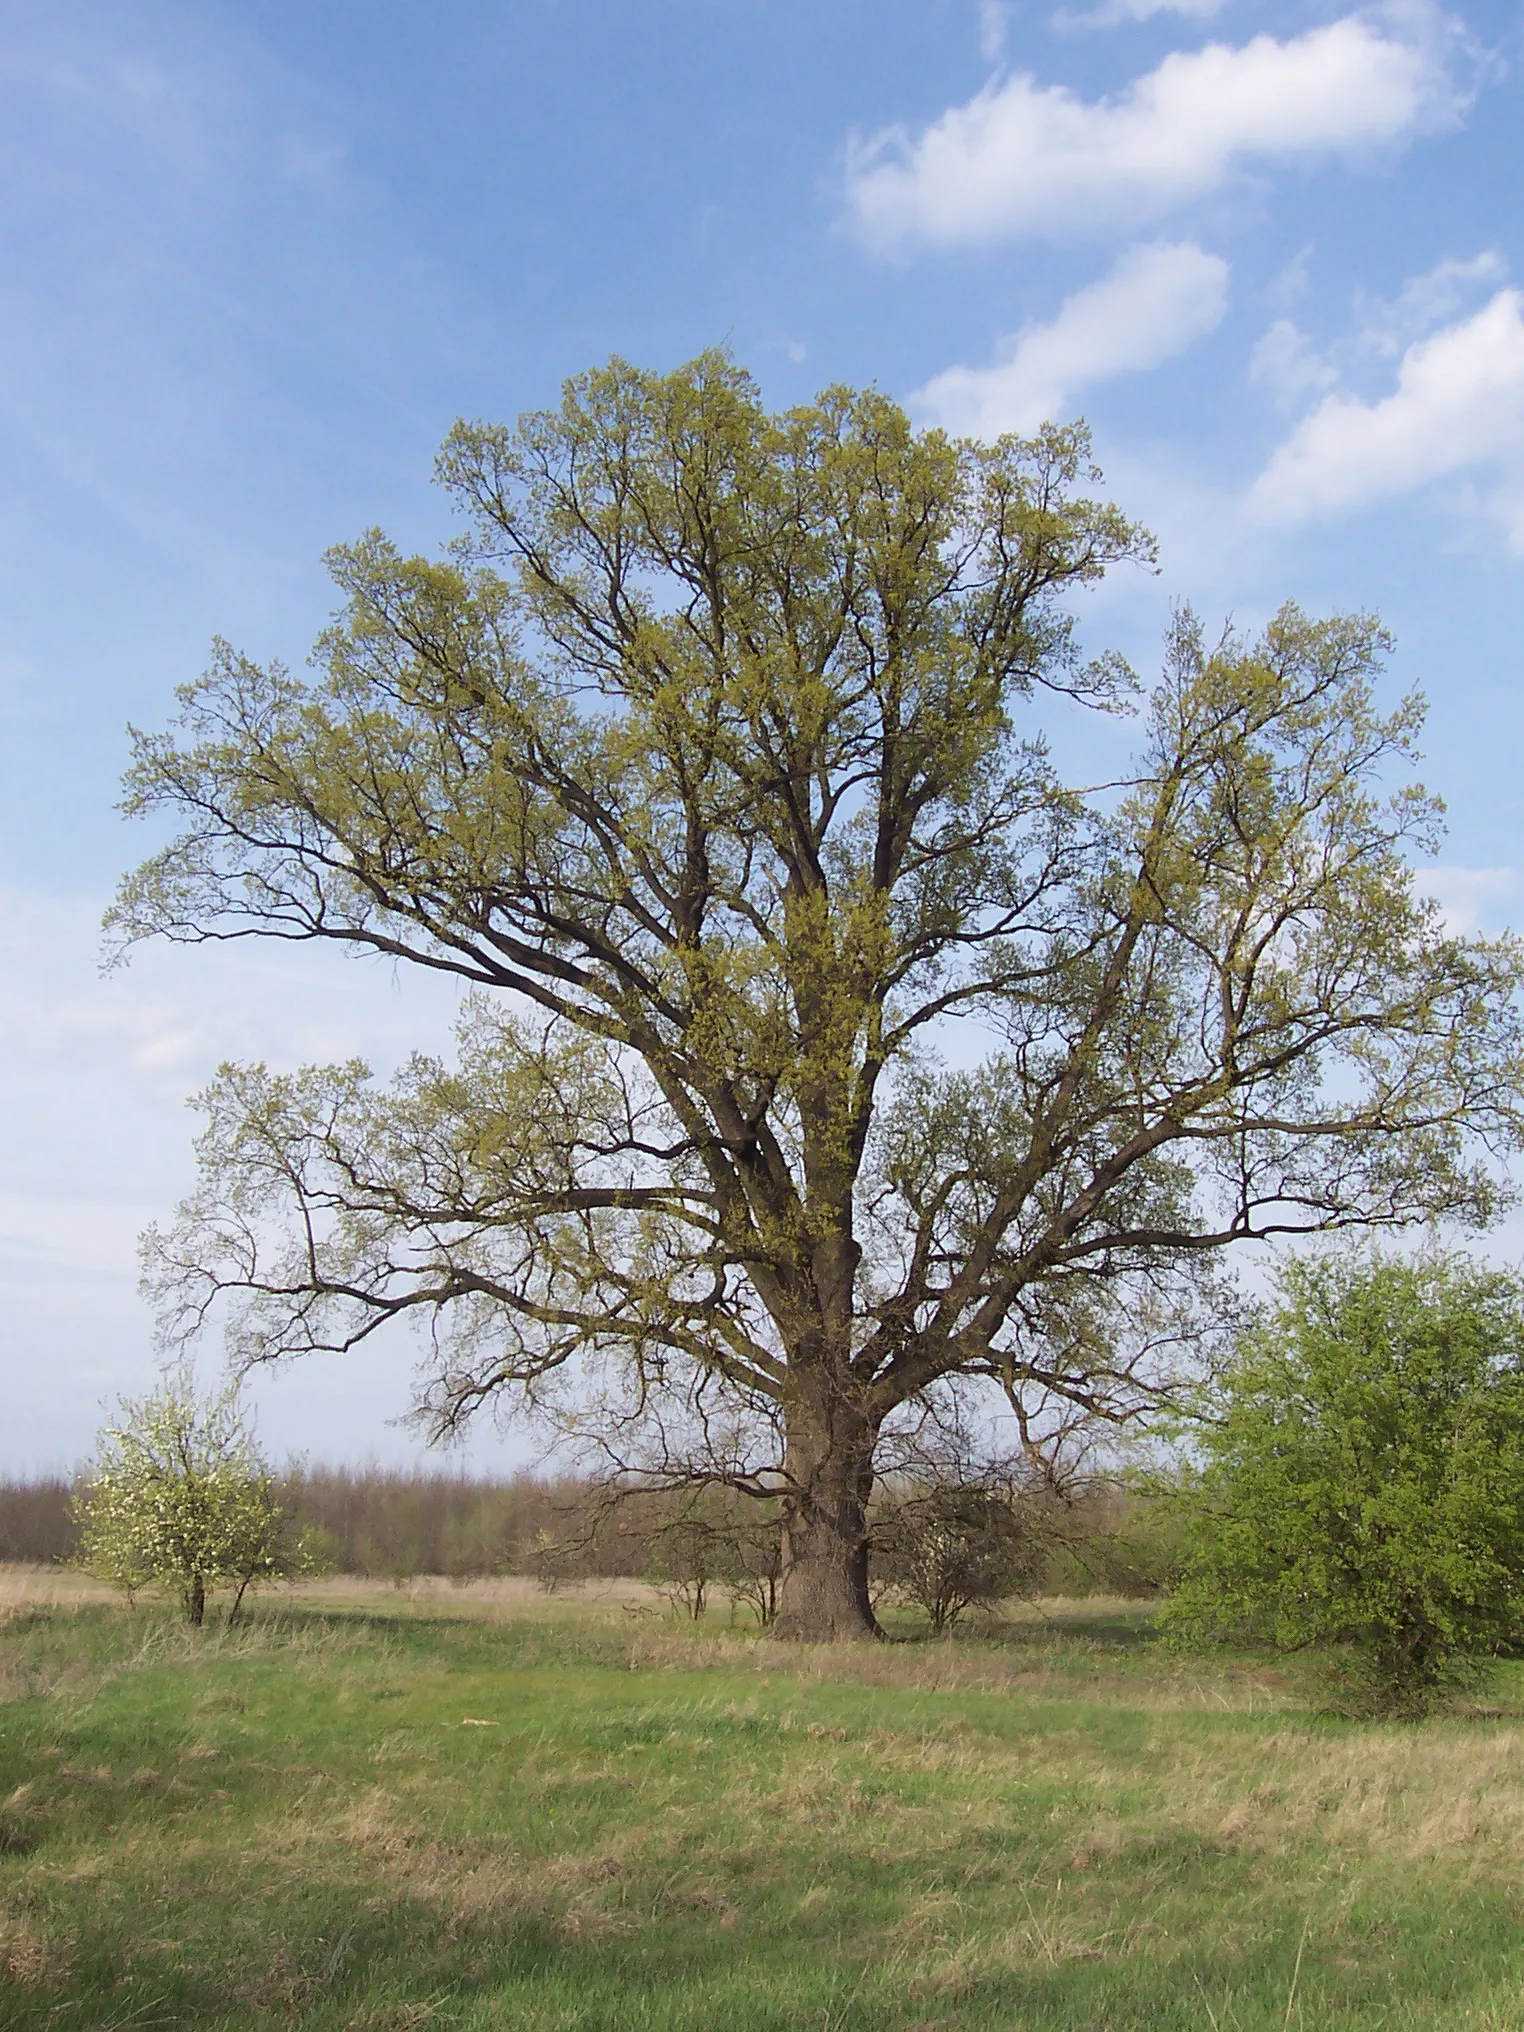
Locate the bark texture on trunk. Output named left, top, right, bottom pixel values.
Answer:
left=188, top=1577, right=206, bottom=1629
left=774, top=1404, right=881, bottom=1642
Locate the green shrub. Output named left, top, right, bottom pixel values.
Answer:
left=1161, top=1253, right=1524, bottom=1714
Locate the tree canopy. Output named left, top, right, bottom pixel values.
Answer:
left=113, top=351, right=1524, bottom=1637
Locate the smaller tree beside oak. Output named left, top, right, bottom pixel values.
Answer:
left=75, top=1380, right=300, bottom=1626
left=1162, top=1253, right=1524, bottom=1713
left=112, top=353, right=1524, bottom=1640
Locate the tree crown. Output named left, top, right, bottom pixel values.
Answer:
left=113, top=354, right=1524, bottom=1474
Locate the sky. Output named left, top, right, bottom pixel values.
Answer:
left=2, top=0, right=1523, bottom=1473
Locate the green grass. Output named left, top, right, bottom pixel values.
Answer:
left=4, top=1581, right=1524, bottom=2030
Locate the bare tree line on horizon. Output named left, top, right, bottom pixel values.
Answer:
left=0, top=1464, right=1175, bottom=1602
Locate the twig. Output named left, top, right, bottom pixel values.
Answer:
left=1191, top=1969, right=1222, bottom=2032
left=1284, top=1911, right=1312, bottom=2027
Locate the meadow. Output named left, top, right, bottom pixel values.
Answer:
left=3, top=1570, right=1524, bottom=2031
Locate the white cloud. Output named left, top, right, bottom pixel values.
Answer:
left=1358, top=249, right=1507, bottom=356
left=915, top=241, right=1228, bottom=436
left=1249, top=318, right=1338, bottom=411
left=1419, top=866, right=1519, bottom=937
left=1249, top=289, right=1524, bottom=543
left=1054, top=0, right=1228, bottom=31
left=978, top=1, right=1013, bottom=62
left=845, top=5, right=1469, bottom=248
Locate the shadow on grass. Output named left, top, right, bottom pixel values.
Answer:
left=985, top=1602, right=1161, bottom=1651
left=20, top=1865, right=1524, bottom=2032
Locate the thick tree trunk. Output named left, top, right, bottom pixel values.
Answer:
left=774, top=1400, right=881, bottom=1642
left=188, top=1577, right=205, bottom=1629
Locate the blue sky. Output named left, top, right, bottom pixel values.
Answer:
left=3, top=0, right=1523, bottom=1471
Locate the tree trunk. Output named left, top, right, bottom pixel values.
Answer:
left=188, top=1577, right=205, bottom=1629
left=774, top=1400, right=881, bottom=1642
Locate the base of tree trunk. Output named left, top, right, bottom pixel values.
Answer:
left=773, top=1600, right=884, bottom=1642
left=773, top=1542, right=883, bottom=1642
left=775, top=1418, right=882, bottom=1640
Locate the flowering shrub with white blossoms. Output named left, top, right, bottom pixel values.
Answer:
left=74, top=1379, right=302, bottom=1625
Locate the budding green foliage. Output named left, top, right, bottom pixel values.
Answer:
left=109, top=349, right=1524, bottom=1639
left=74, top=1380, right=302, bottom=1626
left=1162, top=1254, right=1524, bottom=1714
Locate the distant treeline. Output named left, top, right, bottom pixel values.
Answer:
left=0, top=1478, right=75, bottom=1565
left=0, top=1467, right=1177, bottom=1596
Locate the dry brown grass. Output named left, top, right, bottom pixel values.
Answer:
left=785, top=1709, right=1524, bottom=1879
left=252, top=1584, right=1524, bottom=1893
left=236, top=1686, right=1524, bottom=1982
left=333, top=1786, right=643, bottom=1945
left=0, top=1563, right=115, bottom=1610
left=0, top=1562, right=667, bottom=1625
left=0, top=1913, right=73, bottom=1990
left=14, top=1570, right=1520, bottom=1890
left=612, top=1613, right=1260, bottom=1714
left=283, top=1572, right=661, bottom=1618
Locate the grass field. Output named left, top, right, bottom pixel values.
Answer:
left=3, top=1571, right=1524, bottom=2030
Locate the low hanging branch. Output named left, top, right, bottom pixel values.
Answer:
left=114, top=351, right=1524, bottom=1639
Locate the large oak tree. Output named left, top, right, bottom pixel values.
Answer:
left=114, top=354, right=1524, bottom=1639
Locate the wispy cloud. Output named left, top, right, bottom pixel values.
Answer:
left=1357, top=249, right=1507, bottom=356
left=1249, top=286, right=1524, bottom=546
left=1419, top=866, right=1519, bottom=937
left=978, top=1, right=1013, bottom=63
left=845, top=5, right=1471, bottom=248
left=915, top=241, right=1228, bottom=436
left=1053, top=0, right=1229, bottom=33
left=1248, top=319, right=1339, bottom=411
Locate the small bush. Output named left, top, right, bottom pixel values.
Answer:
left=526, top=1528, right=584, bottom=1593
left=642, top=1495, right=732, bottom=1619
left=74, top=1379, right=304, bottom=1626
left=1038, top=1484, right=1182, bottom=1597
left=874, top=1480, right=1048, bottom=1634
left=636, top=1491, right=787, bottom=1624
left=717, top=1499, right=786, bottom=1628
left=1162, top=1252, right=1524, bottom=1715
